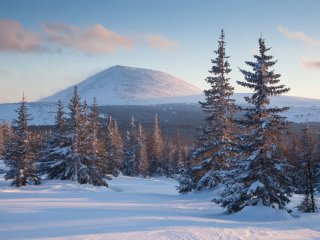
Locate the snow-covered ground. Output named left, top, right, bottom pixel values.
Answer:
left=0, top=102, right=57, bottom=125
left=0, top=163, right=320, bottom=240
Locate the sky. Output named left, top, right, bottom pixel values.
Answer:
left=0, top=0, right=320, bottom=103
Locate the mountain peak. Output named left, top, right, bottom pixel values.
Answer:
left=40, top=66, right=202, bottom=105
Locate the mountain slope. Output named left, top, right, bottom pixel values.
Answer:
left=40, top=65, right=202, bottom=105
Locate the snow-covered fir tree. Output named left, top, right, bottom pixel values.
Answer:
left=4, top=95, right=40, bottom=186
left=113, top=120, right=124, bottom=168
left=181, top=29, right=236, bottom=192
left=39, top=99, right=69, bottom=178
left=56, top=99, right=66, bottom=136
left=149, top=114, right=165, bottom=175
left=298, top=123, right=318, bottom=212
left=177, top=148, right=195, bottom=193
left=78, top=98, right=107, bottom=186
left=41, top=87, right=107, bottom=186
left=89, top=97, right=99, bottom=158
left=214, top=37, right=293, bottom=213
left=62, top=86, right=98, bottom=184
left=101, top=116, right=123, bottom=176
left=122, top=116, right=140, bottom=176
left=171, top=129, right=187, bottom=176
left=137, top=123, right=149, bottom=176
left=45, top=87, right=84, bottom=181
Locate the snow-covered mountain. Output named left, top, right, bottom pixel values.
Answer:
left=1, top=65, right=320, bottom=124
left=40, top=65, right=202, bottom=105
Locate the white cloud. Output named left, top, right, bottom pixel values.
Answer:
left=144, top=34, right=179, bottom=49
left=42, top=22, right=134, bottom=54
left=301, top=59, right=320, bottom=69
left=277, top=26, right=320, bottom=46
left=0, top=19, right=40, bottom=52
left=0, top=19, right=180, bottom=54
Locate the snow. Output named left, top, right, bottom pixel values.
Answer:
left=40, top=65, right=203, bottom=105
left=0, top=161, right=320, bottom=240
left=0, top=102, right=56, bottom=125
left=247, top=180, right=264, bottom=194
left=231, top=205, right=292, bottom=222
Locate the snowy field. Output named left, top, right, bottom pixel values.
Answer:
left=1, top=167, right=320, bottom=239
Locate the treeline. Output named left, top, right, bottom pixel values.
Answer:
left=0, top=88, right=189, bottom=187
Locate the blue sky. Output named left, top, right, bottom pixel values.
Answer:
left=0, top=0, right=320, bottom=102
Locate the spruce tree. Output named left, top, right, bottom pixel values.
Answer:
left=137, top=123, right=149, bottom=176
left=41, top=88, right=107, bottom=186
left=39, top=99, right=68, bottom=178
left=102, top=117, right=123, bottom=176
left=89, top=97, right=99, bottom=158
left=177, top=148, right=195, bottom=193
left=78, top=98, right=107, bottom=186
left=183, top=29, right=236, bottom=191
left=149, top=114, right=165, bottom=175
left=298, top=123, right=318, bottom=212
left=123, top=116, right=140, bottom=176
left=52, top=86, right=84, bottom=181
left=172, top=129, right=184, bottom=176
left=214, top=37, right=293, bottom=213
left=113, top=120, right=124, bottom=168
left=4, top=95, right=40, bottom=186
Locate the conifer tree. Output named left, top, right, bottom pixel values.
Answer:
left=39, top=99, right=68, bottom=178
left=123, top=116, right=140, bottom=176
left=298, top=123, right=318, bottom=212
left=149, top=114, right=165, bottom=175
left=113, top=120, right=124, bottom=167
left=53, top=86, right=84, bottom=181
left=172, top=129, right=184, bottom=176
left=89, top=97, right=99, bottom=157
left=78, top=98, right=107, bottom=186
left=137, top=123, right=149, bottom=176
left=4, top=95, right=40, bottom=186
left=56, top=99, right=66, bottom=136
left=214, top=37, right=293, bottom=213
left=102, top=117, right=123, bottom=176
left=177, top=148, right=195, bottom=193
left=182, top=29, right=236, bottom=191
left=41, top=88, right=107, bottom=186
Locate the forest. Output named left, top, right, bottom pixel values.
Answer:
left=0, top=30, right=319, bottom=215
